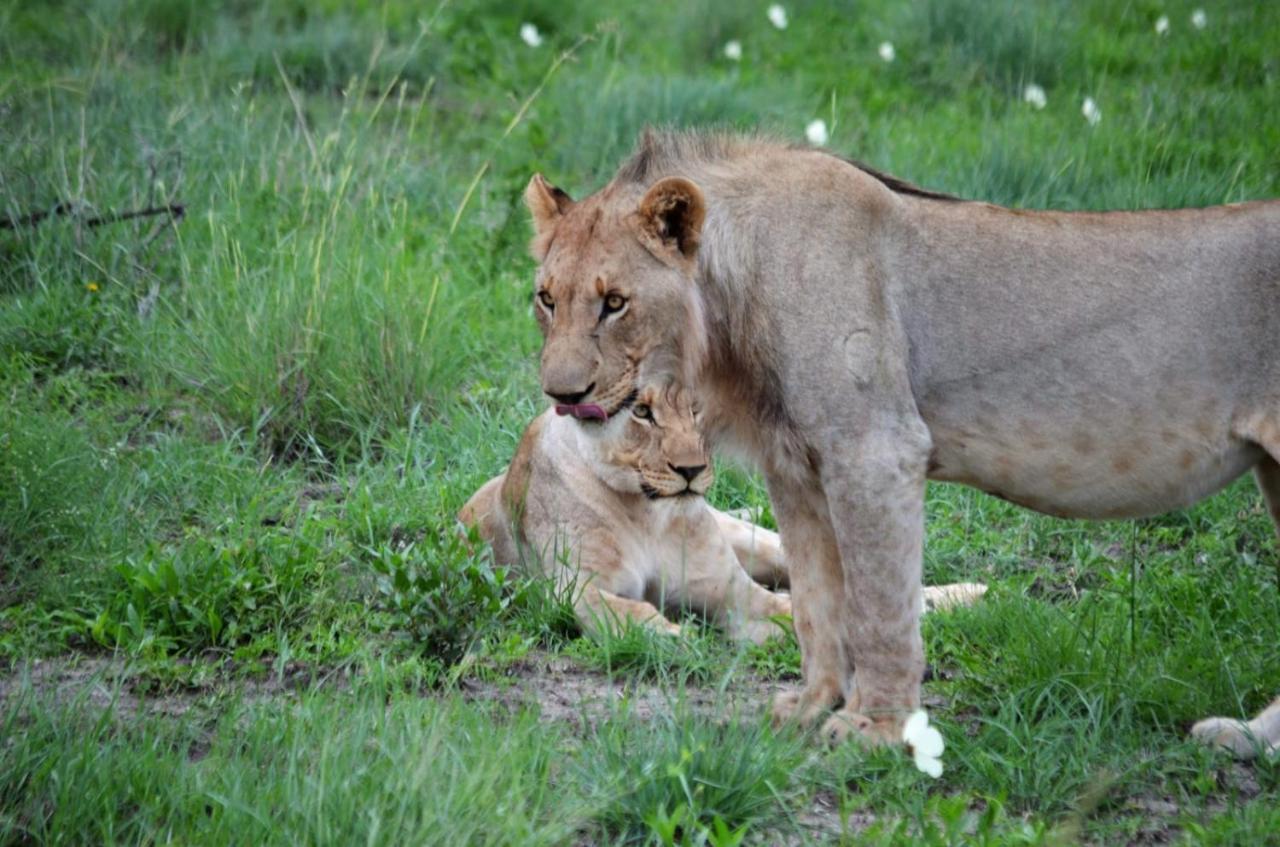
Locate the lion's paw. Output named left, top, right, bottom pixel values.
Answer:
left=820, top=710, right=903, bottom=748
left=658, top=619, right=683, bottom=637
left=922, top=582, right=988, bottom=613
left=771, top=685, right=841, bottom=729
left=1190, top=716, right=1275, bottom=759
left=740, top=618, right=787, bottom=646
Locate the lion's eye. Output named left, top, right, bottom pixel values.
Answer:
left=537, top=290, right=555, bottom=310
left=602, top=293, right=627, bottom=315
left=632, top=403, right=652, bottom=421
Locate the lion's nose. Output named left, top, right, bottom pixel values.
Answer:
left=671, top=463, right=707, bottom=482
left=547, top=382, right=595, bottom=406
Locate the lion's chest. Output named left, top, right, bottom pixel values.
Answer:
left=612, top=503, right=718, bottom=597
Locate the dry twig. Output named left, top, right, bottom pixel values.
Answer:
left=0, top=201, right=185, bottom=231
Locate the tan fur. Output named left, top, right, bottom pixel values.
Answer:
left=459, top=382, right=792, bottom=643
left=1192, top=696, right=1280, bottom=758
left=524, top=129, right=1280, bottom=754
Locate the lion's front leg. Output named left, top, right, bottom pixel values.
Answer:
left=1192, top=695, right=1280, bottom=758
left=818, top=427, right=930, bottom=748
left=767, top=478, right=850, bottom=728
left=711, top=507, right=789, bottom=589
left=657, top=510, right=789, bottom=644
left=668, top=545, right=791, bottom=646
left=575, top=581, right=683, bottom=639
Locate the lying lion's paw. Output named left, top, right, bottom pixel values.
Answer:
left=771, top=686, right=840, bottom=729
left=1191, top=716, right=1275, bottom=759
left=741, top=619, right=787, bottom=646
left=922, top=582, right=989, bottom=613
left=658, top=620, right=683, bottom=637
left=770, top=689, right=804, bottom=726
left=820, top=710, right=902, bottom=748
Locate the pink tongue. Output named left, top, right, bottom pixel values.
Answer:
left=554, top=403, right=608, bottom=421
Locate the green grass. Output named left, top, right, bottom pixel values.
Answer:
left=2, top=0, right=1279, bottom=843
left=1, top=675, right=591, bottom=845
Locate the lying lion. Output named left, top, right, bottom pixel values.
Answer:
left=459, top=380, right=987, bottom=643
left=521, top=129, right=1279, bottom=756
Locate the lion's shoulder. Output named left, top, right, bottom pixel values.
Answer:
left=499, top=409, right=552, bottom=524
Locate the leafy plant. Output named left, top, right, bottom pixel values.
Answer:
left=90, top=531, right=323, bottom=654
left=368, top=533, right=573, bottom=668
left=583, top=709, right=805, bottom=844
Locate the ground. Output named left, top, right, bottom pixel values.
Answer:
left=2, top=1, right=1278, bottom=844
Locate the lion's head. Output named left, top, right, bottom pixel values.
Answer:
left=523, top=171, right=707, bottom=421
left=583, top=379, right=713, bottom=499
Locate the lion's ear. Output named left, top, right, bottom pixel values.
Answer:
left=635, top=177, right=706, bottom=268
left=524, top=173, right=573, bottom=261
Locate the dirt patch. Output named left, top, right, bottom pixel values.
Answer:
left=0, top=655, right=134, bottom=713
left=0, top=653, right=339, bottom=726
left=457, top=651, right=951, bottom=730
left=0, top=651, right=855, bottom=838
left=1, top=651, right=796, bottom=729
left=459, top=652, right=787, bottom=730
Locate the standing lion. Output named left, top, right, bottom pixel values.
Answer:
left=521, top=129, right=1280, bottom=756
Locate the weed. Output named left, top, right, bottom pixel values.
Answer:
left=582, top=706, right=807, bottom=844
left=90, top=530, right=326, bottom=655
left=367, top=532, right=576, bottom=670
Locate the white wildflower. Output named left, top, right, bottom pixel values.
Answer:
left=519, top=23, right=542, bottom=48
left=767, top=4, right=788, bottom=29
left=723, top=40, right=743, bottom=61
left=1155, top=15, right=1170, bottom=35
left=903, top=710, right=945, bottom=778
left=805, top=119, right=828, bottom=146
left=1023, top=83, right=1047, bottom=110
left=878, top=41, right=896, bottom=62
left=1191, top=9, right=1207, bottom=29
left=1081, top=96, right=1101, bottom=126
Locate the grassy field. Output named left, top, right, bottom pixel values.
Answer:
left=2, top=0, right=1279, bottom=843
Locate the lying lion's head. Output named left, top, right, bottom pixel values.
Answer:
left=524, top=171, right=706, bottom=421
left=587, top=380, right=713, bottom=499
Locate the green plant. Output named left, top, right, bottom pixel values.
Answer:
left=583, top=708, right=806, bottom=844
left=91, top=531, right=324, bottom=654
left=367, top=533, right=568, bottom=668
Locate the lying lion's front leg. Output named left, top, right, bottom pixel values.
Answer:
left=711, top=507, right=789, bottom=589
left=819, top=427, right=930, bottom=747
left=552, top=534, right=683, bottom=639
left=662, top=512, right=791, bottom=645
left=1192, top=695, right=1280, bottom=759
left=575, top=581, right=682, bottom=638
left=767, top=478, right=849, bottom=728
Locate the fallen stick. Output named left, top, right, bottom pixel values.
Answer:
left=0, top=201, right=185, bottom=231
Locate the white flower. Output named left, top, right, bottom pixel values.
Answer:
left=1191, top=9, right=1207, bottom=29
left=723, top=40, right=743, bottom=61
left=878, top=41, right=896, bottom=62
left=519, top=23, right=543, bottom=48
left=1023, top=83, right=1047, bottom=110
left=1081, top=96, right=1101, bottom=126
left=805, top=119, right=828, bottom=145
left=767, top=4, right=788, bottom=29
left=903, top=710, right=945, bottom=778
left=1155, top=15, right=1170, bottom=35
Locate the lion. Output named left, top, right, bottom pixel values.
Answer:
left=521, top=129, right=1280, bottom=757
left=458, top=379, right=988, bottom=644
left=459, top=379, right=793, bottom=644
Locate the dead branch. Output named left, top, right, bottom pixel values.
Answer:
left=0, top=201, right=185, bottom=231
